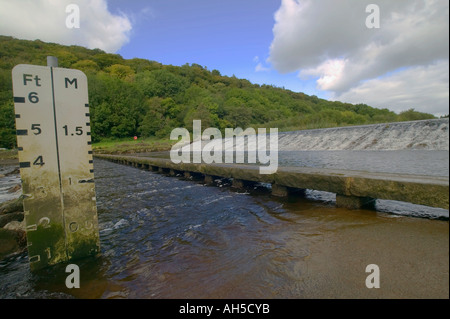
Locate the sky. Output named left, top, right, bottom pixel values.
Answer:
left=0, top=0, right=448, bottom=116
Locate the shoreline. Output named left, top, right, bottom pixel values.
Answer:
left=0, top=159, right=19, bottom=167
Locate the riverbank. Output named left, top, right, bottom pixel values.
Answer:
left=2, top=119, right=448, bottom=159
left=0, top=150, right=24, bottom=260
left=0, top=164, right=25, bottom=261
left=92, top=137, right=176, bottom=154
left=0, top=150, right=18, bottom=166
left=0, top=136, right=175, bottom=163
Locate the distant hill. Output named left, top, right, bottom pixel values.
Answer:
left=0, top=35, right=436, bottom=148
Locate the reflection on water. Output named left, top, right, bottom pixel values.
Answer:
left=0, top=158, right=448, bottom=299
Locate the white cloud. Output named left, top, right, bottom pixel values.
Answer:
left=139, top=6, right=156, bottom=21
left=253, top=56, right=271, bottom=72
left=334, top=60, right=449, bottom=116
left=0, top=0, right=132, bottom=53
left=300, top=59, right=347, bottom=91
left=255, top=63, right=270, bottom=72
left=269, top=0, right=449, bottom=115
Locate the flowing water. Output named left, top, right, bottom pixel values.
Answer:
left=0, top=150, right=448, bottom=299
left=1, top=120, right=449, bottom=298
left=276, top=119, right=449, bottom=151
left=183, top=119, right=449, bottom=153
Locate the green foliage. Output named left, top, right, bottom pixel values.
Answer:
left=88, top=74, right=146, bottom=140
left=398, top=109, right=435, bottom=121
left=72, top=59, right=100, bottom=73
left=92, top=53, right=124, bottom=69
left=135, top=69, right=188, bottom=97
left=0, top=35, right=437, bottom=149
left=0, top=101, right=15, bottom=148
left=106, top=64, right=135, bottom=81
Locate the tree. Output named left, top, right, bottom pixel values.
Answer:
left=88, top=74, right=146, bottom=139
left=126, top=58, right=162, bottom=73
left=135, top=69, right=187, bottom=97
left=154, top=69, right=188, bottom=97
left=0, top=101, right=15, bottom=148
left=72, top=59, right=100, bottom=73
left=93, top=53, right=124, bottom=69
left=106, top=64, right=135, bottom=81
left=398, top=109, right=435, bottom=121
left=138, top=97, right=166, bottom=137
left=0, top=36, right=441, bottom=144
left=184, top=103, right=218, bottom=130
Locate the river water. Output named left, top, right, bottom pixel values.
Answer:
left=0, top=150, right=449, bottom=299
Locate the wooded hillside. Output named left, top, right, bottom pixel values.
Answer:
left=0, top=35, right=436, bottom=148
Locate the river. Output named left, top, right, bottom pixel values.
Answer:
left=0, top=149, right=448, bottom=298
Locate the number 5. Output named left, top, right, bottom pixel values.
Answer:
left=31, top=124, right=41, bottom=135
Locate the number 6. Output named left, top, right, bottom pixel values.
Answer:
left=28, top=92, right=39, bottom=103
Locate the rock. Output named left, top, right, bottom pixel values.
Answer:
left=4, top=220, right=25, bottom=232
left=0, top=228, right=26, bottom=260
left=5, top=167, right=20, bottom=176
left=0, top=229, right=19, bottom=258
left=0, top=197, right=24, bottom=215
left=0, top=212, right=24, bottom=228
left=7, top=183, right=21, bottom=193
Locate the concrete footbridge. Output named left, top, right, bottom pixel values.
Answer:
left=95, top=154, right=449, bottom=211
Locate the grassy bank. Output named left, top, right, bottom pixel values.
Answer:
left=92, top=136, right=176, bottom=154
left=0, top=137, right=174, bottom=164
left=0, top=149, right=18, bottom=166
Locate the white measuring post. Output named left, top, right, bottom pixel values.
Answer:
left=12, top=57, right=100, bottom=271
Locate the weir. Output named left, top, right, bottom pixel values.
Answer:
left=94, top=154, right=449, bottom=211
left=182, top=119, right=449, bottom=152
left=276, top=118, right=449, bottom=151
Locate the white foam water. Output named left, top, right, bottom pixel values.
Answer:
left=182, top=119, right=449, bottom=152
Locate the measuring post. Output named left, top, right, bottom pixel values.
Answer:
left=12, top=58, right=100, bottom=271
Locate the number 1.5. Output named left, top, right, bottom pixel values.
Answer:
left=62, top=125, right=83, bottom=136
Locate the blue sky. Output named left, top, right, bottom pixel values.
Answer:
left=0, top=0, right=448, bottom=115
left=106, top=0, right=318, bottom=96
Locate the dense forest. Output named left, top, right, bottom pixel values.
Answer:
left=0, top=35, right=437, bottom=149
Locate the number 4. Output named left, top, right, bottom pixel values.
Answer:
left=33, top=156, right=45, bottom=166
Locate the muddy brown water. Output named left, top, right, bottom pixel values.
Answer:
left=0, top=151, right=448, bottom=298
